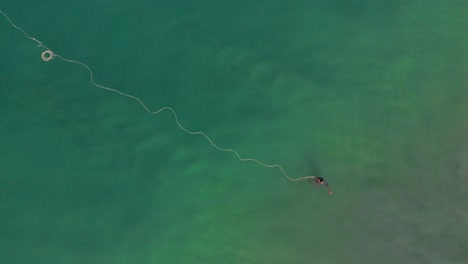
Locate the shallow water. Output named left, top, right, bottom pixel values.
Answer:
left=1, top=1, right=467, bottom=263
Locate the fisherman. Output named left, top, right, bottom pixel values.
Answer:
left=310, top=176, right=333, bottom=195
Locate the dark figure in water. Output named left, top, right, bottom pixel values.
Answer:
left=310, top=176, right=333, bottom=195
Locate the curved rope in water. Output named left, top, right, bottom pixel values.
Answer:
left=1, top=9, right=318, bottom=183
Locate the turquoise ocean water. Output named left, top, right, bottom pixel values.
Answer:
left=1, top=1, right=467, bottom=263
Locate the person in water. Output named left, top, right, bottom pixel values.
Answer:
left=310, top=176, right=333, bottom=195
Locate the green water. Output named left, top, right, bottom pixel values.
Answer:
left=1, top=1, right=467, bottom=263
